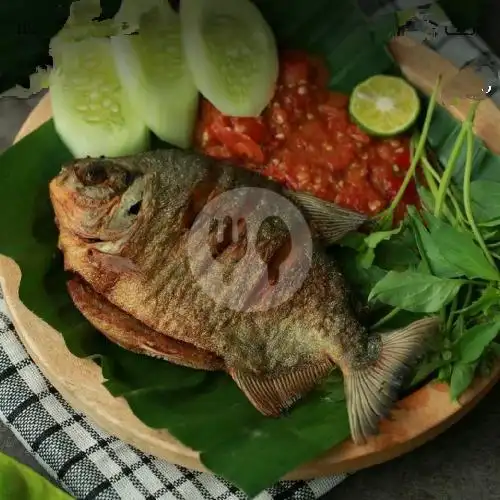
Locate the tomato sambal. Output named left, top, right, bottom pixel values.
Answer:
left=194, top=50, right=418, bottom=218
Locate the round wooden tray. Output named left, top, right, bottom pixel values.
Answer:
left=1, top=37, right=500, bottom=480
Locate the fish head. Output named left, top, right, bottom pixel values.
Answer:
left=49, top=156, right=154, bottom=246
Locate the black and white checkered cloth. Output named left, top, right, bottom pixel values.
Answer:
left=0, top=1, right=499, bottom=499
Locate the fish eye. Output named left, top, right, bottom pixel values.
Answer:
left=128, top=200, right=142, bottom=216
left=77, top=162, right=108, bottom=186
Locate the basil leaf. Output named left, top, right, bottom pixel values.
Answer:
left=364, top=225, right=403, bottom=249
left=374, top=228, right=420, bottom=272
left=424, top=213, right=500, bottom=281
left=454, top=320, right=500, bottom=364
left=438, top=364, right=452, bottom=382
left=450, top=362, right=476, bottom=401
left=358, top=225, right=404, bottom=269
left=411, top=358, right=445, bottom=387
left=358, top=247, right=375, bottom=269
left=408, top=207, right=463, bottom=278
left=368, top=270, right=463, bottom=313
left=0, top=451, right=71, bottom=499
left=470, top=180, right=500, bottom=223
left=338, top=231, right=365, bottom=251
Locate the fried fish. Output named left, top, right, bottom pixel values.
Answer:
left=49, top=149, right=439, bottom=444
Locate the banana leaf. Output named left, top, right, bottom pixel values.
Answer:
left=1, top=1, right=500, bottom=497
left=0, top=451, right=71, bottom=499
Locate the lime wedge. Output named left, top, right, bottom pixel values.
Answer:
left=349, top=75, right=420, bottom=136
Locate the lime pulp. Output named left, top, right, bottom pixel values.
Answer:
left=349, top=75, right=420, bottom=136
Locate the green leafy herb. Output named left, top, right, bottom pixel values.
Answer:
left=454, top=321, right=500, bottom=364
left=407, top=207, right=462, bottom=278
left=373, top=228, right=421, bottom=272
left=368, top=270, right=463, bottom=313
left=424, top=213, right=500, bottom=281
left=411, top=357, right=447, bottom=387
left=450, top=362, right=477, bottom=401
left=338, top=231, right=365, bottom=251
left=359, top=225, right=403, bottom=269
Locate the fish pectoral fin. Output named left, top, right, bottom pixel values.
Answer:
left=284, top=189, right=368, bottom=245
left=345, top=316, right=440, bottom=445
left=229, top=361, right=333, bottom=416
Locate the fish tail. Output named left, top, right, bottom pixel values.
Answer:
left=343, top=316, right=440, bottom=445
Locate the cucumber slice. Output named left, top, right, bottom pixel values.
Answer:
left=180, top=0, right=278, bottom=117
left=113, top=0, right=164, bottom=32
left=50, top=37, right=150, bottom=158
left=111, top=2, right=199, bottom=148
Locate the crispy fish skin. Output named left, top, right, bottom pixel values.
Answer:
left=49, top=149, right=439, bottom=444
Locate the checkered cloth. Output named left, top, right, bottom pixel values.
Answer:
left=0, top=1, right=498, bottom=499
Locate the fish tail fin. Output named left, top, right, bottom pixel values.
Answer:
left=344, top=317, right=440, bottom=445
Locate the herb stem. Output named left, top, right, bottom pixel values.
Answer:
left=434, top=103, right=477, bottom=218
left=466, top=279, right=489, bottom=286
left=420, top=156, right=458, bottom=224
left=372, top=307, right=401, bottom=330
left=420, top=155, right=466, bottom=224
left=378, top=76, right=441, bottom=224
left=446, top=295, right=458, bottom=331
left=452, top=284, right=473, bottom=316
left=462, top=103, right=496, bottom=268
left=463, top=284, right=473, bottom=310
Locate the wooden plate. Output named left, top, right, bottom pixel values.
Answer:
left=1, top=37, right=500, bottom=480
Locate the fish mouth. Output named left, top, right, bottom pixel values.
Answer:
left=79, top=235, right=105, bottom=244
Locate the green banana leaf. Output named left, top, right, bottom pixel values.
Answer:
left=0, top=451, right=71, bottom=499
left=1, top=2, right=500, bottom=498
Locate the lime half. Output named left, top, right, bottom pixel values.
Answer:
left=349, top=75, right=420, bottom=136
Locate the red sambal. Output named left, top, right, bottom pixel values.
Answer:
left=194, top=50, right=419, bottom=219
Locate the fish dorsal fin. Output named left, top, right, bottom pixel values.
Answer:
left=284, top=190, right=368, bottom=245
left=229, top=361, right=333, bottom=416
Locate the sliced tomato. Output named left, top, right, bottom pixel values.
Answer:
left=210, top=122, right=264, bottom=163
left=232, top=118, right=266, bottom=144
